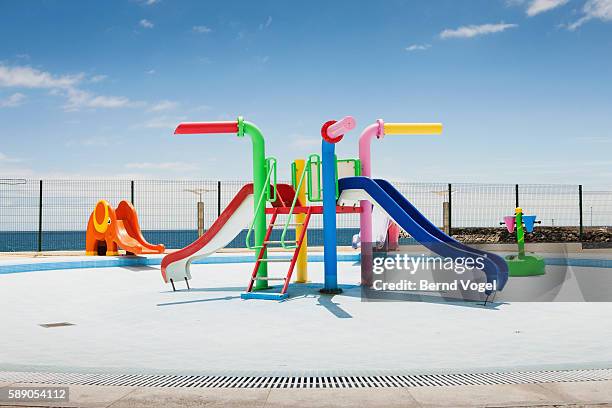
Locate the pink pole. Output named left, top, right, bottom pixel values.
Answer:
left=358, top=119, right=384, bottom=285
left=388, top=222, right=400, bottom=250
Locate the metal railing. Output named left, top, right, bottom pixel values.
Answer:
left=1, top=179, right=611, bottom=252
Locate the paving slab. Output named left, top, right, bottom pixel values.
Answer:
left=540, top=380, right=612, bottom=405
left=265, top=387, right=419, bottom=408
left=108, top=387, right=269, bottom=408
left=0, top=383, right=134, bottom=408
left=406, top=383, right=568, bottom=407
left=1, top=383, right=612, bottom=407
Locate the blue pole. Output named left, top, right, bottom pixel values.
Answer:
left=321, top=139, right=342, bottom=294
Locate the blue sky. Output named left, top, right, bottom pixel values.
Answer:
left=0, top=0, right=611, bottom=185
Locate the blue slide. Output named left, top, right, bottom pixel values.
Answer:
left=338, top=177, right=508, bottom=292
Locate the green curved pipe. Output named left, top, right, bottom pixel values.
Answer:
left=241, top=120, right=268, bottom=289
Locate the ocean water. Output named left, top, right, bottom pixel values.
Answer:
left=0, top=228, right=370, bottom=252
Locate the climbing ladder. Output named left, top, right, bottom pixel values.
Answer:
left=241, top=157, right=314, bottom=300
left=241, top=206, right=312, bottom=300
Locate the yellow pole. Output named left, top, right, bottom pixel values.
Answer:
left=294, top=159, right=308, bottom=283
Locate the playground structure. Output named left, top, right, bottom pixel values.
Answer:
left=159, top=115, right=510, bottom=300
left=161, top=117, right=362, bottom=298
left=86, top=200, right=165, bottom=256
left=328, top=120, right=509, bottom=296
left=503, top=207, right=546, bottom=277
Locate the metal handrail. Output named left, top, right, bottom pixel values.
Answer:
left=265, top=157, right=277, bottom=202
left=280, top=159, right=309, bottom=249
left=245, top=162, right=275, bottom=250
left=306, top=153, right=322, bottom=202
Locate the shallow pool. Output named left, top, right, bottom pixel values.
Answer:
left=0, top=258, right=611, bottom=376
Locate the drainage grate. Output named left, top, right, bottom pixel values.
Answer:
left=38, top=322, right=75, bottom=328
left=1, top=369, right=611, bottom=389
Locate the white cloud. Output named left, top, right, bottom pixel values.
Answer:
left=149, top=100, right=178, bottom=111
left=125, top=162, right=199, bottom=172
left=0, top=63, right=163, bottom=114
left=440, top=22, right=518, bottom=39
left=89, top=74, right=107, bottom=83
left=141, top=0, right=160, bottom=4
left=585, top=0, right=612, bottom=18
left=291, top=137, right=319, bottom=149
left=65, top=137, right=112, bottom=148
left=573, top=136, right=612, bottom=143
left=145, top=69, right=156, bottom=75
left=0, top=93, right=26, bottom=108
left=87, top=95, right=133, bottom=108
left=567, top=0, right=612, bottom=30
left=188, top=104, right=211, bottom=113
left=64, top=88, right=136, bottom=111
left=0, top=65, right=82, bottom=89
left=139, top=19, right=154, bottom=29
left=139, top=115, right=186, bottom=129
left=0, top=152, right=22, bottom=163
left=405, top=44, right=431, bottom=51
left=0, top=152, right=30, bottom=177
left=526, top=0, right=569, bottom=16
left=0, top=64, right=139, bottom=111
left=255, top=55, right=270, bottom=64
left=259, top=16, right=272, bottom=30
left=192, top=25, right=212, bottom=33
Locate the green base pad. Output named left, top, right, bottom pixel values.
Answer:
left=505, top=254, right=546, bottom=277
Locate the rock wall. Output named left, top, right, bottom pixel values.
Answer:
left=400, top=226, right=612, bottom=244
left=450, top=227, right=612, bottom=244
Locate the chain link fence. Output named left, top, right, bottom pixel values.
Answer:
left=1, top=179, right=611, bottom=252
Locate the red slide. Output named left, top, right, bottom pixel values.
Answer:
left=161, top=183, right=298, bottom=286
left=161, top=184, right=255, bottom=284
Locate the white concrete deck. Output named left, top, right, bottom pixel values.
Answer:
left=0, top=260, right=611, bottom=376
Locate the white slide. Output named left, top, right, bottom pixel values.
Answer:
left=372, top=205, right=391, bottom=247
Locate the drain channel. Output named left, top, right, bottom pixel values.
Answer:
left=1, top=369, right=611, bottom=389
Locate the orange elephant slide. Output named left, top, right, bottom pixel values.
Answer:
left=86, top=200, right=165, bottom=256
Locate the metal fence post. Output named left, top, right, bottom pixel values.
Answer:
left=130, top=180, right=135, bottom=205
left=217, top=181, right=221, bottom=217
left=38, top=180, right=43, bottom=252
left=579, top=184, right=584, bottom=240
left=515, top=184, right=519, bottom=208
left=448, top=183, right=452, bottom=235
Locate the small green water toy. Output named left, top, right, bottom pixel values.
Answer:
left=503, top=207, right=546, bottom=277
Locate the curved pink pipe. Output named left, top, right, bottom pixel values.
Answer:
left=358, top=119, right=384, bottom=247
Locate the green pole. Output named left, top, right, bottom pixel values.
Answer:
left=240, top=119, right=269, bottom=289
left=515, top=208, right=525, bottom=258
